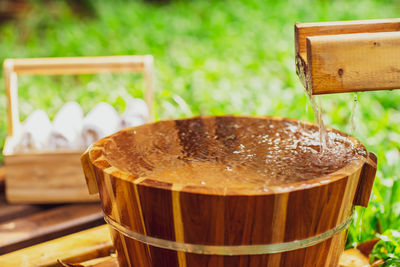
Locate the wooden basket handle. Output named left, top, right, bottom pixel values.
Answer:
left=4, top=55, right=154, bottom=137
left=354, top=152, right=377, bottom=207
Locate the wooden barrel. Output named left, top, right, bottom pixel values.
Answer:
left=81, top=116, right=377, bottom=267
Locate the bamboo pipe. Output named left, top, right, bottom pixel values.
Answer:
left=295, top=18, right=400, bottom=95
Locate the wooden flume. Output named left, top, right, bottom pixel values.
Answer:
left=295, top=18, right=400, bottom=94
left=82, top=116, right=377, bottom=267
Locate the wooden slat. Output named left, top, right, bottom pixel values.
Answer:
left=4, top=152, right=100, bottom=203
left=307, top=31, right=400, bottom=94
left=0, top=224, right=112, bottom=267
left=77, top=256, right=118, bottom=267
left=354, top=153, right=377, bottom=207
left=295, top=18, right=400, bottom=55
left=295, top=18, right=400, bottom=94
left=5, top=56, right=151, bottom=75
left=0, top=195, right=46, bottom=223
left=0, top=203, right=103, bottom=254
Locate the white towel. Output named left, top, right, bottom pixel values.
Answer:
left=120, top=98, right=149, bottom=128
left=17, top=110, right=52, bottom=152
left=48, top=102, right=84, bottom=150
left=82, top=102, right=121, bottom=147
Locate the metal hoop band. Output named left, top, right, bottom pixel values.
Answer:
left=104, top=212, right=353, bottom=256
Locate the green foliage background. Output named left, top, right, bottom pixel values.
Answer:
left=0, top=0, right=399, bottom=249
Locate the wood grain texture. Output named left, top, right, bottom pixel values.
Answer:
left=0, top=195, right=44, bottom=224
left=3, top=61, right=19, bottom=137
left=295, top=18, right=400, bottom=55
left=0, top=203, right=103, bottom=254
left=4, top=56, right=152, bottom=75
left=308, top=32, right=400, bottom=94
left=84, top=116, right=377, bottom=267
left=0, top=224, right=112, bottom=267
left=79, top=256, right=119, bottom=267
left=5, top=152, right=99, bottom=203
left=295, top=19, right=400, bottom=94
left=82, top=149, right=100, bottom=195
left=354, top=153, right=377, bottom=207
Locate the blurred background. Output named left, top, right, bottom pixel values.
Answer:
left=0, top=0, right=399, bottom=249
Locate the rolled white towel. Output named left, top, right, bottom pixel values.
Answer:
left=82, top=102, right=121, bottom=147
left=120, top=98, right=149, bottom=128
left=17, top=110, right=52, bottom=152
left=48, top=101, right=84, bottom=150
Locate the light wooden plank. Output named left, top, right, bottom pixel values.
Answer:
left=5, top=56, right=151, bottom=75
left=307, top=31, right=400, bottom=94
left=295, top=18, right=400, bottom=55
left=0, top=224, right=112, bottom=267
left=4, top=152, right=99, bottom=203
left=77, top=256, right=118, bottom=267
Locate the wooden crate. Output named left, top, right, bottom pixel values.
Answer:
left=2, top=55, right=154, bottom=203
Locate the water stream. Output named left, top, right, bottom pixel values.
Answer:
left=350, top=93, right=358, bottom=134
left=306, top=93, right=329, bottom=152
left=306, top=92, right=359, bottom=153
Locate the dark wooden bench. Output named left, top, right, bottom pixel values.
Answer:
left=0, top=166, right=105, bottom=255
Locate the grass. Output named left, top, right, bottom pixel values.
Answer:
left=0, top=0, right=399, bottom=254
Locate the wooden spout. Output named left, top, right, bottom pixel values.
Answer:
left=353, top=152, right=377, bottom=207
left=295, top=18, right=400, bottom=95
left=81, top=147, right=99, bottom=194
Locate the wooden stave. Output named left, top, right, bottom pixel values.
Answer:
left=90, top=157, right=363, bottom=267
left=108, top=227, right=349, bottom=266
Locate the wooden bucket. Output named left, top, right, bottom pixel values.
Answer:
left=81, top=116, right=377, bottom=267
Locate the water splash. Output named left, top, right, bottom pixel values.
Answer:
left=307, top=94, right=329, bottom=152
left=350, top=93, right=358, bottom=134
left=103, top=117, right=367, bottom=192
